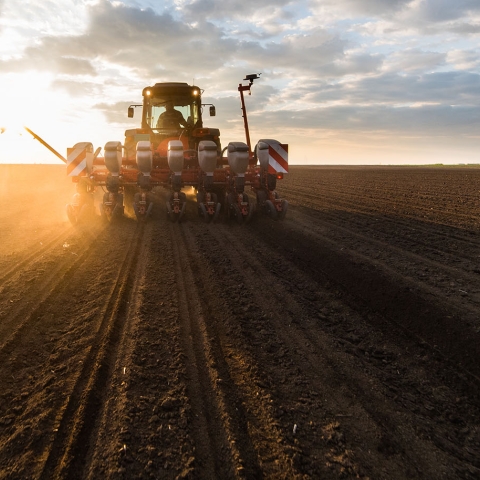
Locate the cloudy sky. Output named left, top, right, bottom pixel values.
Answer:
left=0, top=0, right=479, bottom=165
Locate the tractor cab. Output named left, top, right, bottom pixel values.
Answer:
left=126, top=82, right=219, bottom=162
left=142, top=83, right=201, bottom=135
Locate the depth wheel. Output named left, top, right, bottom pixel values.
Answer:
left=225, top=193, right=234, bottom=222
left=242, top=193, right=253, bottom=224
left=278, top=199, right=288, bottom=220
left=233, top=203, right=243, bottom=224
left=199, top=202, right=209, bottom=222
left=265, top=199, right=278, bottom=220
left=66, top=204, right=77, bottom=226
left=213, top=203, right=221, bottom=223
left=178, top=201, right=186, bottom=223
left=166, top=201, right=177, bottom=223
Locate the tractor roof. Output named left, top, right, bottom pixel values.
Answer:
left=143, top=83, right=201, bottom=97
left=153, top=82, right=190, bottom=87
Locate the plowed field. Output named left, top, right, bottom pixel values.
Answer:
left=0, top=164, right=479, bottom=479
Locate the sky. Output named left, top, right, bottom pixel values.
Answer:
left=0, top=0, right=479, bottom=165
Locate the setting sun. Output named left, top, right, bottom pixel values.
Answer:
left=0, top=73, right=66, bottom=163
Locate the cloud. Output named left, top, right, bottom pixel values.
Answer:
left=254, top=104, right=480, bottom=136
left=303, top=71, right=480, bottom=106
left=446, top=49, right=480, bottom=70
left=1, top=0, right=479, bottom=165
left=94, top=101, right=134, bottom=124
left=383, top=49, right=446, bottom=73
left=0, top=48, right=96, bottom=76
left=323, top=0, right=411, bottom=16
left=448, top=22, right=480, bottom=35
left=414, top=0, right=480, bottom=22
left=183, top=0, right=293, bottom=20
left=308, top=0, right=412, bottom=21
left=312, top=0, right=480, bottom=23
left=0, top=2, right=358, bottom=81
left=51, top=79, right=102, bottom=97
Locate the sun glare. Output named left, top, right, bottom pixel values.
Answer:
left=0, top=72, right=71, bottom=164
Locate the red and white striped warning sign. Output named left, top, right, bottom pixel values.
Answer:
left=67, top=143, right=93, bottom=177
left=268, top=143, right=288, bottom=174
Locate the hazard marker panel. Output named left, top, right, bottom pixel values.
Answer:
left=67, top=146, right=90, bottom=177
left=268, top=143, right=288, bottom=174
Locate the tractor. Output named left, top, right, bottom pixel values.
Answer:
left=26, top=75, right=289, bottom=224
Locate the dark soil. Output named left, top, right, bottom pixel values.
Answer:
left=0, top=164, right=479, bottom=479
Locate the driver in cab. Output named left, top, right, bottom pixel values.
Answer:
left=156, top=101, right=187, bottom=129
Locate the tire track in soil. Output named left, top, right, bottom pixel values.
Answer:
left=0, top=223, right=134, bottom=479
left=259, top=212, right=480, bottom=381
left=193, top=224, right=426, bottom=478
left=0, top=232, right=98, bottom=360
left=281, top=167, right=480, bottom=230
left=216, top=222, right=480, bottom=478
left=0, top=226, right=72, bottom=286
left=253, top=209, right=480, bottom=382
left=178, top=220, right=300, bottom=478
left=186, top=222, right=342, bottom=478
left=288, top=185, right=480, bottom=226
left=285, top=186, right=480, bottom=257
left=37, top=223, right=147, bottom=480
left=35, top=225, right=143, bottom=480
left=171, top=220, right=261, bottom=478
left=85, top=207, right=288, bottom=479
left=82, top=217, right=194, bottom=479
left=283, top=208, right=480, bottom=319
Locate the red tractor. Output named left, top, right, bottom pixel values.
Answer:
left=28, top=76, right=289, bottom=224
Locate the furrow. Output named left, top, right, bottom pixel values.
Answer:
left=211, top=223, right=480, bottom=477
left=0, top=241, right=95, bottom=360
left=169, top=221, right=245, bottom=478
left=38, top=223, right=146, bottom=480
left=0, top=227, right=72, bottom=286
left=284, top=207, right=480, bottom=314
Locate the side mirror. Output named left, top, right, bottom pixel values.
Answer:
left=128, top=106, right=134, bottom=118
left=209, top=105, right=216, bottom=117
